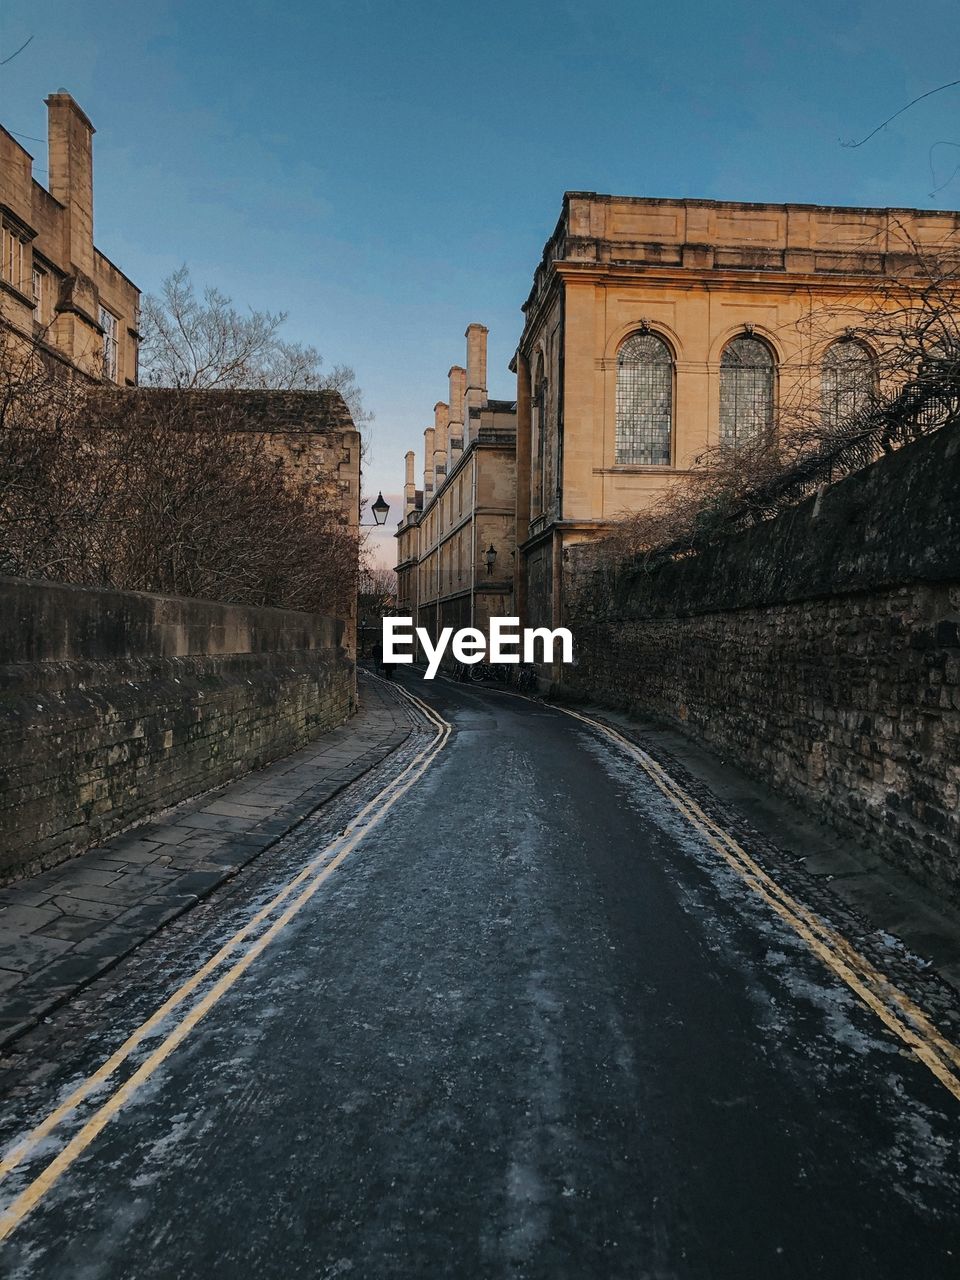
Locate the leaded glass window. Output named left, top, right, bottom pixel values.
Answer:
left=99, top=306, right=119, bottom=383
left=719, top=335, right=774, bottom=447
left=615, top=332, right=673, bottom=465
left=821, top=339, right=876, bottom=428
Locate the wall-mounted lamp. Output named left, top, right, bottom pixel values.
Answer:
left=484, top=544, right=497, bottom=574
left=362, top=492, right=390, bottom=526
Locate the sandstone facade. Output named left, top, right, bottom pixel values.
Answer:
left=0, top=93, right=139, bottom=383
left=513, top=192, right=960, bottom=633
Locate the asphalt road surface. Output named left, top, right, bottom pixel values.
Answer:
left=2, top=673, right=959, bottom=1279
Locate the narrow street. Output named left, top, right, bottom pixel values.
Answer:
left=1, top=673, right=959, bottom=1279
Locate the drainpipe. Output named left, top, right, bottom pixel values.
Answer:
left=470, top=446, right=478, bottom=633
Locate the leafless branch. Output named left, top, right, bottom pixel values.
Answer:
left=842, top=78, right=960, bottom=148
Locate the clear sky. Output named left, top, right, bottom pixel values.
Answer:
left=4, top=1, right=960, bottom=566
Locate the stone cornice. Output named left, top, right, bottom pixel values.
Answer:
left=551, top=259, right=920, bottom=296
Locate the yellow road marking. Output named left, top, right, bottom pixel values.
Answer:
left=428, top=680, right=960, bottom=1099
left=453, top=679, right=960, bottom=1099
left=0, top=679, right=450, bottom=1244
left=554, top=702, right=960, bottom=1103
left=5, top=675, right=958, bottom=1243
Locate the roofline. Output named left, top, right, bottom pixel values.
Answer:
left=562, top=190, right=960, bottom=219
left=92, top=246, right=141, bottom=295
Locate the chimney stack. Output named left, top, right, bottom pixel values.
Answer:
left=447, top=365, right=465, bottom=466
left=404, top=450, right=416, bottom=515
left=46, top=92, right=95, bottom=276
left=423, top=427, right=435, bottom=501
left=464, top=324, right=488, bottom=448
left=433, top=401, right=449, bottom=485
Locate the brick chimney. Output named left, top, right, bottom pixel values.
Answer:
left=46, top=92, right=95, bottom=277
left=447, top=365, right=465, bottom=466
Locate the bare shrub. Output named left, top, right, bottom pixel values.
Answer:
left=0, top=333, right=359, bottom=618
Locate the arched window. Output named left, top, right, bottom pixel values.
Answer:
left=615, top=332, right=673, bottom=465
left=821, top=338, right=876, bottom=428
left=719, top=335, right=775, bottom=447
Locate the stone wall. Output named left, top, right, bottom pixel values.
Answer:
left=91, top=387, right=363, bottom=657
left=562, top=424, right=960, bottom=899
left=0, top=579, right=354, bottom=883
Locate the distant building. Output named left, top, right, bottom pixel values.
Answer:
left=512, top=191, right=960, bottom=634
left=395, top=475, right=422, bottom=622
left=0, top=92, right=140, bottom=382
left=395, top=324, right=517, bottom=659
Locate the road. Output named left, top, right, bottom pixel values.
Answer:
left=1, top=673, right=959, bottom=1278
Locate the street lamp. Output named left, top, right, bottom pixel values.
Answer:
left=362, top=492, right=390, bottom=526
left=484, top=544, right=497, bottom=574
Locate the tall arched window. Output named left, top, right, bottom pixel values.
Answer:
left=821, top=338, right=876, bottom=428
left=719, top=335, right=775, bottom=447
left=615, top=332, right=673, bottom=465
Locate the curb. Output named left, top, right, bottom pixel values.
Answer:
left=0, top=681, right=425, bottom=1054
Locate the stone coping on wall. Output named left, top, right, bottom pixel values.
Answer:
left=0, top=675, right=416, bottom=1051
left=0, top=576, right=342, bottom=666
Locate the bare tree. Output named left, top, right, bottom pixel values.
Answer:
left=358, top=566, right=397, bottom=616
left=140, top=266, right=372, bottom=430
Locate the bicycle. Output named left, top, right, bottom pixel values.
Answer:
left=514, top=663, right=539, bottom=694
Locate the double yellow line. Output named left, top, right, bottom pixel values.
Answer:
left=555, top=703, right=960, bottom=1104
left=0, top=679, right=451, bottom=1244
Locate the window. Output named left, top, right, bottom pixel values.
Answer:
left=1, top=221, right=26, bottom=292
left=532, top=357, right=547, bottom=510
left=100, top=306, right=119, bottom=382
left=615, top=332, right=673, bottom=465
left=821, top=339, right=875, bottom=428
left=719, top=335, right=775, bottom=447
left=32, top=268, right=45, bottom=323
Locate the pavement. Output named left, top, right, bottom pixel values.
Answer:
left=1, top=671, right=959, bottom=1277
left=0, top=673, right=414, bottom=1049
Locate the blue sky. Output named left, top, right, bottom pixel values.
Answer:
left=4, top=1, right=960, bottom=565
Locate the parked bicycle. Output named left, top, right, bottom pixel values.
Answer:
left=514, top=663, right=539, bottom=694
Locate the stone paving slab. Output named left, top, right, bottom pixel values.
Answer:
left=0, top=676, right=415, bottom=1050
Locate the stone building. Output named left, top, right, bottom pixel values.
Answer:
left=395, top=324, right=517, bottom=657
left=1, top=92, right=139, bottom=382
left=512, top=191, right=960, bottom=631
left=395, top=478, right=422, bottom=621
